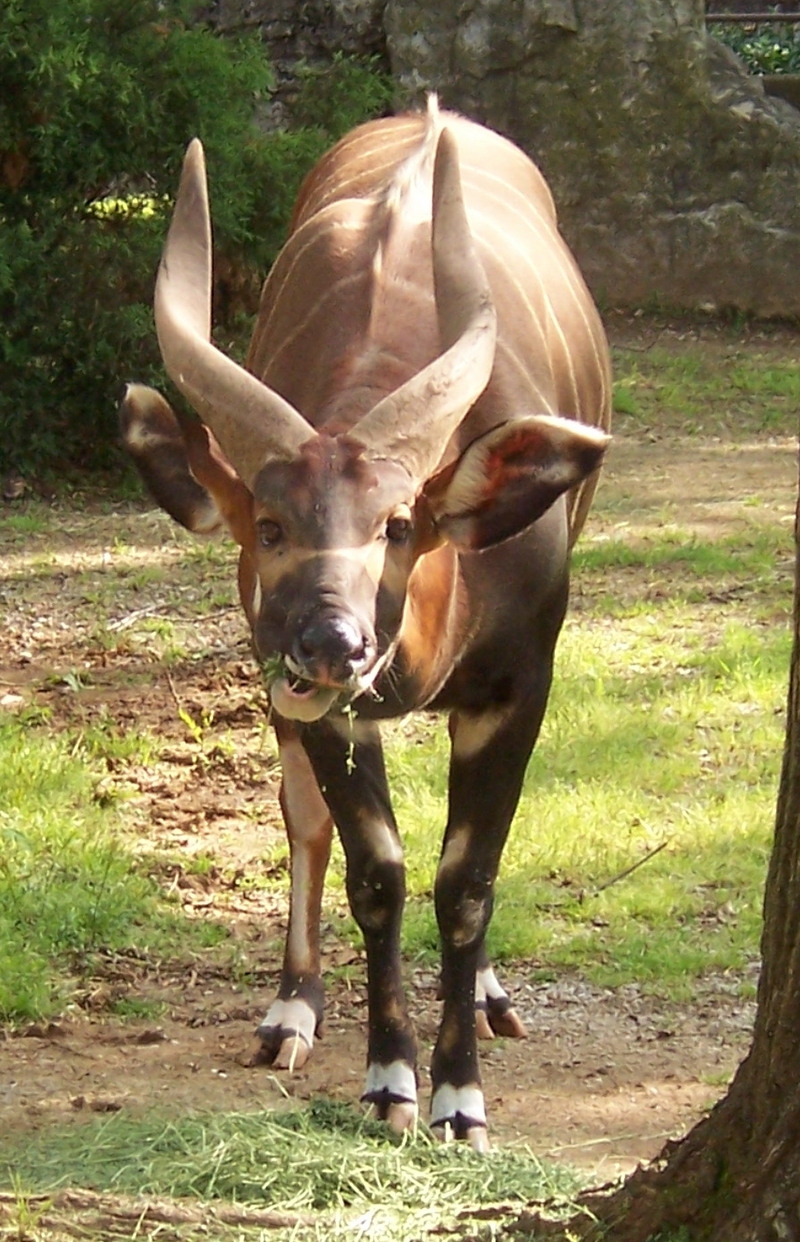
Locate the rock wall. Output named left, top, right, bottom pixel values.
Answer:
left=203, top=1, right=800, bottom=317
left=386, top=0, right=800, bottom=317
left=199, top=0, right=387, bottom=112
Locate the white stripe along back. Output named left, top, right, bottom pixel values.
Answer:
left=246, top=103, right=611, bottom=538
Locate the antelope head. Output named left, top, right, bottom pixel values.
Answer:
left=153, top=136, right=606, bottom=722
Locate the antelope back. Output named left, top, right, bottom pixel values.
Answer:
left=248, top=107, right=611, bottom=540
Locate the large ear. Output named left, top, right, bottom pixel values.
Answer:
left=423, top=415, right=610, bottom=551
left=119, top=384, right=253, bottom=546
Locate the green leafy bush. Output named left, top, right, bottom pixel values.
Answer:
left=711, top=21, right=800, bottom=75
left=0, top=0, right=392, bottom=475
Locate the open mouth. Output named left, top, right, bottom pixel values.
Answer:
left=284, top=669, right=318, bottom=697
left=270, top=675, right=339, bottom=722
left=261, top=659, right=341, bottom=723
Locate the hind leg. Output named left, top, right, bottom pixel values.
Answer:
left=474, top=946, right=528, bottom=1040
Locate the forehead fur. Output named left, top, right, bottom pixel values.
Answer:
left=252, top=434, right=415, bottom=530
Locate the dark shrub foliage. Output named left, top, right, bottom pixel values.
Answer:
left=711, top=20, right=800, bottom=75
left=0, top=0, right=392, bottom=475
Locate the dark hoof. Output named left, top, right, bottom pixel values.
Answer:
left=254, top=1026, right=313, bottom=1071
left=364, top=1096, right=418, bottom=1133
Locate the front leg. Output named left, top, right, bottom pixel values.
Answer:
left=256, top=716, right=332, bottom=1070
left=300, top=713, right=418, bottom=1133
left=432, top=673, right=554, bottom=1149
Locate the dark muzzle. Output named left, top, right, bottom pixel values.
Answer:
left=292, top=612, right=374, bottom=687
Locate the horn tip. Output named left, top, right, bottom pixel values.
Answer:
left=183, top=137, right=206, bottom=175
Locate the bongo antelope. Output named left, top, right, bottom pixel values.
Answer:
left=120, top=98, right=611, bottom=1147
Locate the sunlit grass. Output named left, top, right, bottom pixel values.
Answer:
left=345, top=577, right=791, bottom=998
left=573, top=526, right=784, bottom=576
left=0, top=715, right=227, bottom=1024
left=612, top=340, right=800, bottom=437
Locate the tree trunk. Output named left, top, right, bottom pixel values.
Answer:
left=531, top=464, right=800, bottom=1240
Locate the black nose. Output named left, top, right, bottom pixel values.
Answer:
left=293, top=613, right=372, bottom=683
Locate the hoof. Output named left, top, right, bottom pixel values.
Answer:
left=475, top=1007, right=494, bottom=1040
left=248, top=1041, right=275, bottom=1068
left=255, top=996, right=319, bottom=1071
left=431, top=1120, right=490, bottom=1151
left=466, top=1125, right=491, bottom=1153
left=487, top=1004, right=527, bottom=1040
left=365, top=1095, right=418, bottom=1133
left=271, top=1031, right=312, bottom=1072
left=385, top=1100, right=419, bottom=1134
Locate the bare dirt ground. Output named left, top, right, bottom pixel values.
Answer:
left=0, top=316, right=797, bottom=1179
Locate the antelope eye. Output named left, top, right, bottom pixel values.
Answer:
left=385, top=515, right=412, bottom=545
left=257, top=519, right=283, bottom=548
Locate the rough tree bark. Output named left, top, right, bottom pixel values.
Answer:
left=537, top=459, right=800, bottom=1241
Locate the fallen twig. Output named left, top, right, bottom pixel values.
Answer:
left=107, top=604, right=162, bottom=632
left=109, top=605, right=239, bottom=632
left=592, top=840, right=670, bottom=896
left=0, top=1188, right=313, bottom=1234
left=164, top=668, right=182, bottom=714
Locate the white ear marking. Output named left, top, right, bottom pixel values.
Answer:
left=438, top=414, right=610, bottom=520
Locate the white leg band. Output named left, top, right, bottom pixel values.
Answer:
left=430, top=1083, right=487, bottom=1128
left=476, top=965, right=509, bottom=1003
left=363, top=1060, right=417, bottom=1104
left=257, top=997, right=317, bottom=1047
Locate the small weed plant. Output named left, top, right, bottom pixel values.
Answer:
left=711, top=19, right=800, bottom=75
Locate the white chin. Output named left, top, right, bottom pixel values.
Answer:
left=269, top=678, right=339, bottom=722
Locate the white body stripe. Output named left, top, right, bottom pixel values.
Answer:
left=256, top=210, right=372, bottom=349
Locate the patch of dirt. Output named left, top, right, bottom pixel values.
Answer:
left=0, top=971, right=753, bottom=1179
left=0, top=316, right=794, bottom=1176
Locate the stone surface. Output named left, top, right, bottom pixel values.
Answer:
left=200, top=0, right=387, bottom=86
left=201, top=0, right=800, bottom=316
left=385, top=0, right=800, bottom=316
